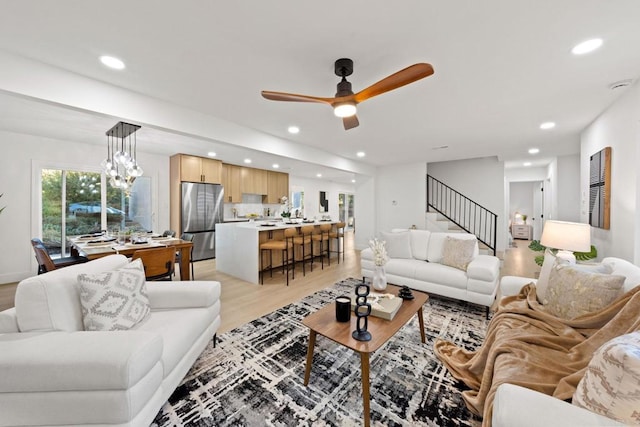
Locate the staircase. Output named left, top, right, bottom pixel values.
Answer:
left=426, top=175, right=497, bottom=255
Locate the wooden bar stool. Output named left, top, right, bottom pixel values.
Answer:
left=292, top=225, right=315, bottom=276
left=260, top=228, right=297, bottom=285
left=312, top=223, right=332, bottom=268
left=329, top=222, right=346, bottom=264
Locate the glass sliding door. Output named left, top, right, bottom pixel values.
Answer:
left=338, top=193, right=355, bottom=230
left=40, top=168, right=152, bottom=258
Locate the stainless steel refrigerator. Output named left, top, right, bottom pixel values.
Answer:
left=181, top=182, right=224, bottom=261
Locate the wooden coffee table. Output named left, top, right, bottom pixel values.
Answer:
left=302, top=284, right=428, bottom=427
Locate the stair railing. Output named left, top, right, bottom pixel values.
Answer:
left=426, top=175, right=497, bottom=255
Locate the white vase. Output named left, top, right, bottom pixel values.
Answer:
left=372, top=265, right=387, bottom=291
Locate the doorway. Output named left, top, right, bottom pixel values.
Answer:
left=338, top=193, right=355, bottom=230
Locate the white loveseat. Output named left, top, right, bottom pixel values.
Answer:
left=0, top=255, right=221, bottom=427
left=493, top=256, right=640, bottom=427
left=361, top=230, right=501, bottom=310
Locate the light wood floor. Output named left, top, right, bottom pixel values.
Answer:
left=0, top=235, right=540, bottom=333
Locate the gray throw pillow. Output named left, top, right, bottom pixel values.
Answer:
left=380, top=231, right=413, bottom=259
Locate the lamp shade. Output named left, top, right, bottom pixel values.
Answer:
left=540, top=220, right=591, bottom=252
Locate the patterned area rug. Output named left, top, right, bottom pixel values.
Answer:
left=152, top=278, right=489, bottom=426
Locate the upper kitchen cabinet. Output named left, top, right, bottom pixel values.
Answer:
left=221, top=163, right=242, bottom=203
left=240, top=167, right=268, bottom=195
left=266, top=171, right=289, bottom=203
left=174, top=154, right=222, bottom=184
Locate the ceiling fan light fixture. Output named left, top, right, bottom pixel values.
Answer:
left=334, top=102, right=357, bottom=118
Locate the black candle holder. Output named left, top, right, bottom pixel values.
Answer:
left=352, top=282, right=372, bottom=342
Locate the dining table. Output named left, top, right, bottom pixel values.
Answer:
left=68, top=235, right=195, bottom=280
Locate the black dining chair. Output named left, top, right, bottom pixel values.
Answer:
left=175, top=233, right=196, bottom=280
left=30, top=238, right=88, bottom=274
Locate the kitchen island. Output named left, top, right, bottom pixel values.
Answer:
left=216, top=220, right=338, bottom=284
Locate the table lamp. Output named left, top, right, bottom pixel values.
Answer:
left=540, top=220, right=591, bottom=264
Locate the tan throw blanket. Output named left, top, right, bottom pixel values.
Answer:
left=434, top=284, right=640, bottom=426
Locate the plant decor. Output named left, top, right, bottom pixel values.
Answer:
left=529, top=239, right=598, bottom=266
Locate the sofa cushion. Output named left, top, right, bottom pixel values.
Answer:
left=15, top=255, right=130, bottom=332
left=544, top=265, right=625, bottom=319
left=427, top=232, right=478, bottom=263
left=603, top=257, right=640, bottom=293
left=380, top=231, right=412, bottom=259
left=414, top=262, right=468, bottom=290
left=77, top=259, right=151, bottom=331
left=409, top=229, right=431, bottom=261
left=136, top=307, right=215, bottom=378
left=573, top=331, right=640, bottom=425
left=441, top=236, right=476, bottom=271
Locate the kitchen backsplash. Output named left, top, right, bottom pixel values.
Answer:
left=223, top=202, right=286, bottom=219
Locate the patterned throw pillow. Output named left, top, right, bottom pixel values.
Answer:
left=573, top=332, right=640, bottom=425
left=77, top=258, right=150, bottom=331
left=543, top=264, right=625, bottom=320
left=441, top=236, right=476, bottom=271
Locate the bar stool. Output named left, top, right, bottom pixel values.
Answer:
left=311, top=223, right=332, bottom=268
left=260, top=228, right=297, bottom=285
left=329, top=222, right=346, bottom=264
left=292, top=225, right=315, bottom=276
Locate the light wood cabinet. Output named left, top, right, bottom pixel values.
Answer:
left=221, top=163, right=242, bottom=203
left=176, top=154, right=222, bottom=184
left=240, top=167, right=268, bottom=195
left=266, top=171, right=289, bottom=203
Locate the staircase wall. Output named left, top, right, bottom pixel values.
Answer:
left=427, top=156, right=507, bottom=254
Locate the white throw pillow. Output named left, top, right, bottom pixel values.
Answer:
left=380, top=231, right=413, bottom=259
left=543, top=264, right=625, bottom=320
left=441, top=236, right=476, bottom=271
left=573, top=332, right=640, bottom=425
left=77, top=259, right=150, bottom=331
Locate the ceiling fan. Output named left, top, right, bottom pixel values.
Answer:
left=261, top=58, right=434, bottom=130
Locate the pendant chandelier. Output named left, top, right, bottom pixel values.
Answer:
left=101, top=121, right=143, bottom=189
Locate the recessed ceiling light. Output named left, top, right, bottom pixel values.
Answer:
left=288, top=126, right=300, bottom=134
left=351, top=179, right=356, bottom=183
left=540, top=122, right=556, bottom=130
left=207, top=151, right=217, bottom=157
left=99, top=55, right=125, bottom=70
left=523, top=162, right=532, bottom=167
left=316, top=173, right=322, bottom=178
left=244, top=158, right=252, bottom=164
left=571, top=38, right=603, bottom=55
left=356, top=151, right=365, bottom=158
left=528, top=148, right=540, bottom=154
left=272, top=163, right=279, bottom=169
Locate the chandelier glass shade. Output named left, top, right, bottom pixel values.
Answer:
left=102, top=122, right=143, bottom=189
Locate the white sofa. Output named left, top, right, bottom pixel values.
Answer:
left=0, top=255, right=221, bottom=427
left=494, top=256, right=640, bottom=427
left=361, top=230, right=501, bottom=310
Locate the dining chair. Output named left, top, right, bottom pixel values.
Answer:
left=132, top=247, right=176, bottom=281
left=176, top=233, right=195, bottom=280
left=30, top=238, right=88, bottom=274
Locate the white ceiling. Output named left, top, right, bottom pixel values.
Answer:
left=1, top=0, right=640, bottom=180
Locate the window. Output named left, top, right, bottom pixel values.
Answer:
left=40, top=168, right=151, bottom=257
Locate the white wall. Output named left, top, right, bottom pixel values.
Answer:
left=354, top=175, right=375, bottom=250
left=580, top=81, right=640, bottom=263
left=375, top=162, right=427, bottom=234
left=0, top=130, right=170, bottom=283
left=509, top=182, right=534, bottom=224
left=556, top=154, right=581, bottom=222
left=427, top=156, right=506, bottom=253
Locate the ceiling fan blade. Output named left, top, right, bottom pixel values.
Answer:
left=261, top=91, right=334, bottom=105
left=354, top=63, right=434, bottom=103
left=343, top=115, right=359, bottom=130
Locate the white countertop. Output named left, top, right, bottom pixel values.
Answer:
left=226, top=220, right=337, bottom=230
